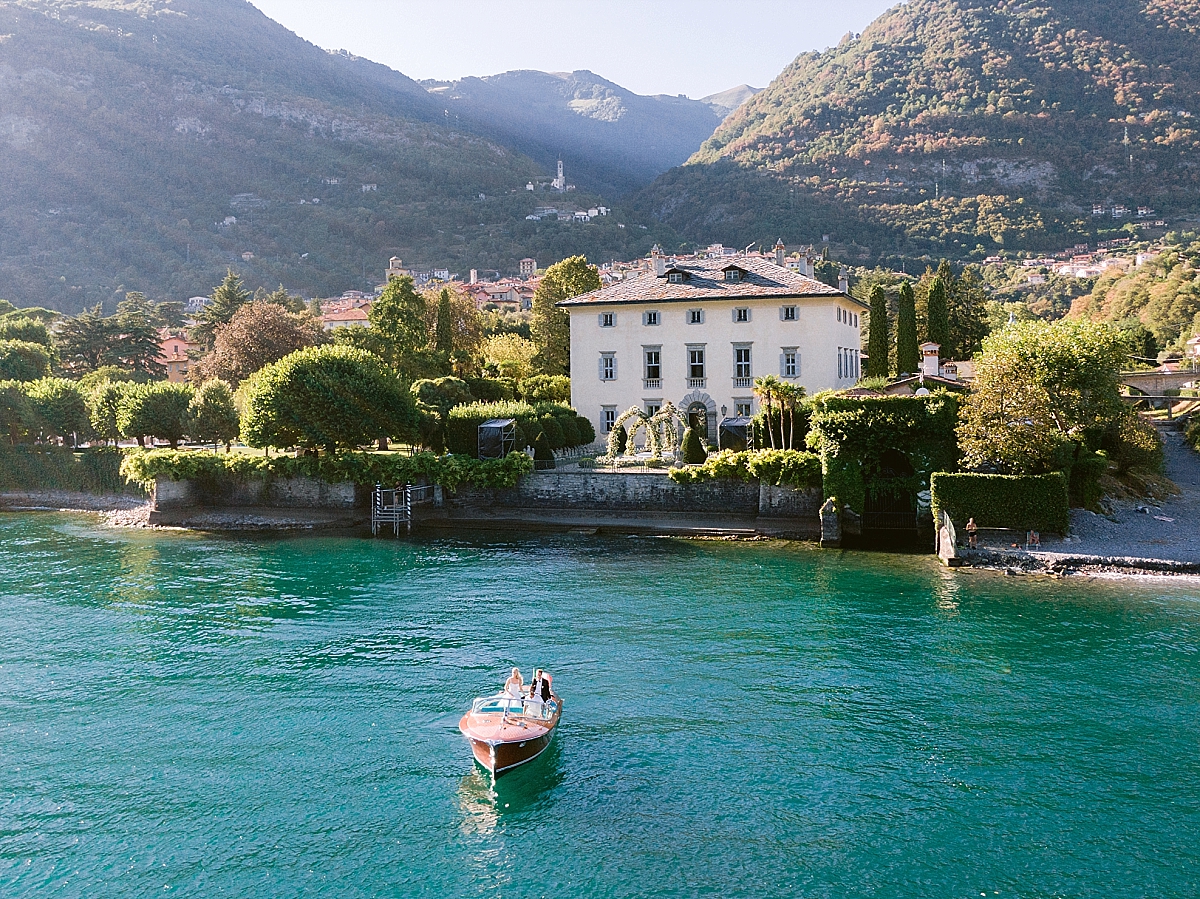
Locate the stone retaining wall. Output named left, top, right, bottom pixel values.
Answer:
left=153, top=476, right=359, bottom=511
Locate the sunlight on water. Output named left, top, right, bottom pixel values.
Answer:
left=0, top=513, right=1198, bottom=898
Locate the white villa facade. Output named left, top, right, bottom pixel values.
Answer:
left=559, top=255, right=865, bottom=443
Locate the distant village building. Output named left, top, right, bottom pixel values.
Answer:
left=320, top=308, right=370, bottom=331
left=157, top=331, right=193, bottom=383
left=361, top=183, right=377, bottom=193
left=558, top=253, right=863, bottom=443
left=184, top=296, right=210, bottom=315
left=386, top=257, right=410, bottom=280
left=241, top=251, right=255, bottom=262
left=552, top=160, right=566, bottom=191
left=519, top=258, right=537, bottom=277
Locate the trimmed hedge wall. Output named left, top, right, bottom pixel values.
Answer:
left=930, top=472, right=1070, bottom=534
left=121, top=449, right=533, bottom=492
left=668, top=449, right=823, bottom=489
left=445, top=401, right=593, bottom=458
left=0, top=446, right=139, bottom=495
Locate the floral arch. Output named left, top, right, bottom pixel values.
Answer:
left=603, top=402, right=686, bottom=461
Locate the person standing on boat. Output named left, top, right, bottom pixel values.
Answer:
left=504, top=668, right=524, bottom=698
left=535, top=671, right=552, bottom=702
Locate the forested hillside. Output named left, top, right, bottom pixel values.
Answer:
left=422, top=70, right=726, bottom=196
left=0, top=0, right=671, bottom=311
left=633, top=0, right=1200, bottom=262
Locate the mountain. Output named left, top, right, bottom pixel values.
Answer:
left=0, top=0, right=672, bottom=311
left=633, top=0, right=1200, bottom=264
left=700, top=85, right=761, bottom=117
left=420, top=70, right=726, bottom=196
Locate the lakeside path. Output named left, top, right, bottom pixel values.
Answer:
left=968, top=426, right=1200, bottom=574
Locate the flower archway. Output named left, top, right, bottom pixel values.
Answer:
left=603, top=402, right=687, bottom=461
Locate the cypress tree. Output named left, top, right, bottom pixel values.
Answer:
left=867, top=284, right=890, bottom=377
left=926, top=267, right=951, bottom=354
left=435, top=287, right=454, bottom=357
left=896, top=281, right=919, bottom=374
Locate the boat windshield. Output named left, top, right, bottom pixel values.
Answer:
left=472, top=696, right=557, bottom=720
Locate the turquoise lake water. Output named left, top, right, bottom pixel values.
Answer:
left=1, top=513, right=1199, bottom=898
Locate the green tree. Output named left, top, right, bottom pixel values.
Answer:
left=518, top=374, right=571, bottom=404
left=89, top=380, right=130, bottom=445
left=0, top=340, right=53, bottom=381
left=531, top=255, right=600, bottom=375
left=867, top=284, right=890, bottom=377
left=0, top=382, right=31, bottom=445
left=25, top=378, right=90, bottom=444
left=193, top=270, right=251, bottom=350
left=365, top=275, right=431, bottom=377
left=109, top=292, right=166, bottom=377
left=925, top=267, right=951, bottom=353
left=118, top=382, right=194, bottom=448
left=753, top=374, right=783, bottom=449
left=187, top=379, right=240, bottom=450
left=258, top=284, right=306, bottom=313
left=958, top=320, right=1127, bottom=474
left=240, top=346, right=420, bottom=453
left=435, top=287, right=454, bottom=360
left=0, top=318, right=52, bottom=347
left=896, top=281, right=919, bottom=374
left=949, top=266, right=989, bottom=359
left=54, top=304, right=111, bottom=376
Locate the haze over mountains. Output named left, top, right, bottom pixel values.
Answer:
left=4, top=0, right=1200, bottom=312
left=422, top=70, right=754, bottom=197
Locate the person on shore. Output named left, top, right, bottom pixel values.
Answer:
left=966, top=517, right=978, bottom=549
left=504, top=667, right=524, bottom=698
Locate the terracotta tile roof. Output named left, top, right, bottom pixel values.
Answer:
left=321, top=308, right=370, bottom=323
left=557, top=255, right=861, bottom=307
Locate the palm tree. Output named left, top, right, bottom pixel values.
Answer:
left=753, top=374, right=783, bottom=449
left=775, top=381, right=800, bottom=449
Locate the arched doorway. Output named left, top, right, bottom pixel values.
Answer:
left=687, top=402, right=708, bottom=435
left=863, top=450, right=919, bottom=534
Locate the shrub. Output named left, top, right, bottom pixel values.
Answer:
left=240, top=346, right=419, bottom=452
left=0, top=340, right=52, bottom=382
left=120, top=448, right=533, bottom=492
left=533, top=433, right=555, bottom=469
left=681, top=427, right=707, bottom=464
left=1188, top=416, right=1200, bottom=453
left=1069, top=451, right=1108, bottom=509
left=118, top=381, right=194, bottom=447
left=930, top=472, right=1070, bottom=534
left=1106, top=414, right=1163, bottom=474
left=537, top=414, right=565, bottom=449
left=463, top=376, right=516, bottom=402
left=559, top=415, right=581, bottom=448
left=0, top=444, right=136, bottom=494
left=668, top=449, right=822, bottom=488
left=445, top=400, right=538, bottom=457
left=575, top=415, right=596, bottom=446
left=519, top=374, right=571, bottom=404
left=613, top=424, right=627, bottom=455
left=411, top=377, right=474, bottom=414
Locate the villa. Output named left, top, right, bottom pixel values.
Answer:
left=558, top=249, right=865, bottom=442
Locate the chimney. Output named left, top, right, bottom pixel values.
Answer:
left=774, top=238, right=786, bottom=267
left=921, top=342, right=941, bottom=378
left=652, top=244, right=666, bottom=277
left=838, top=266, right=849, bottom=293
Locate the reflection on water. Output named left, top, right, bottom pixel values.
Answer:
left=456, top=740, right=566, bottom=836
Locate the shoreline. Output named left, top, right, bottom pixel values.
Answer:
left=3, top=491, right=1196, bottom=580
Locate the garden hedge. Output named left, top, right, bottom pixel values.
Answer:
left=930, top=472, right=1070, bottom=534
left=121, top=449, right=533, bottom=492
left=668, top=449, right=822, bottom=489
left=0, top=445, right=137, bottom=495
left=445, top=400, right=590, bottom=457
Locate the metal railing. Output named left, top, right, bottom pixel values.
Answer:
left=371, top=483, right=411, bottom=536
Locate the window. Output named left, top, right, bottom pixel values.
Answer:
left=645, top=402, right=662, bottom=416
left=735, top=400, right=753, bottom=417
left=837, top=307, right=843, bottom=323
left=781, top=348, right=798, bottom=378
left=724, top=269, right=741, bottom=282
left=603, top=407, right=616, bottom=432
left=688, top=309, right=704, bottom=325
left=643, top=310, right=660, bottom=326
left=688, top=346, right=706, bottom=380
left=668, top=272, right=684, bottom=284
left=838, top=348, right=843, bottom=379
left=644, top=347, right=661, bottom=384
left=734, top=307, right=750, bottom=323
left=781, top=306, right=797, bottom=321
left=599, top=312, right=615, bottom=328
left=853, top=313, right=859, bottom=327
left=735, top=346, right=752, bottom=379
left=600, top=352, right=616, bottom=381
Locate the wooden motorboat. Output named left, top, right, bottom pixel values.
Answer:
left=459, top=680, right=562, bottom=777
